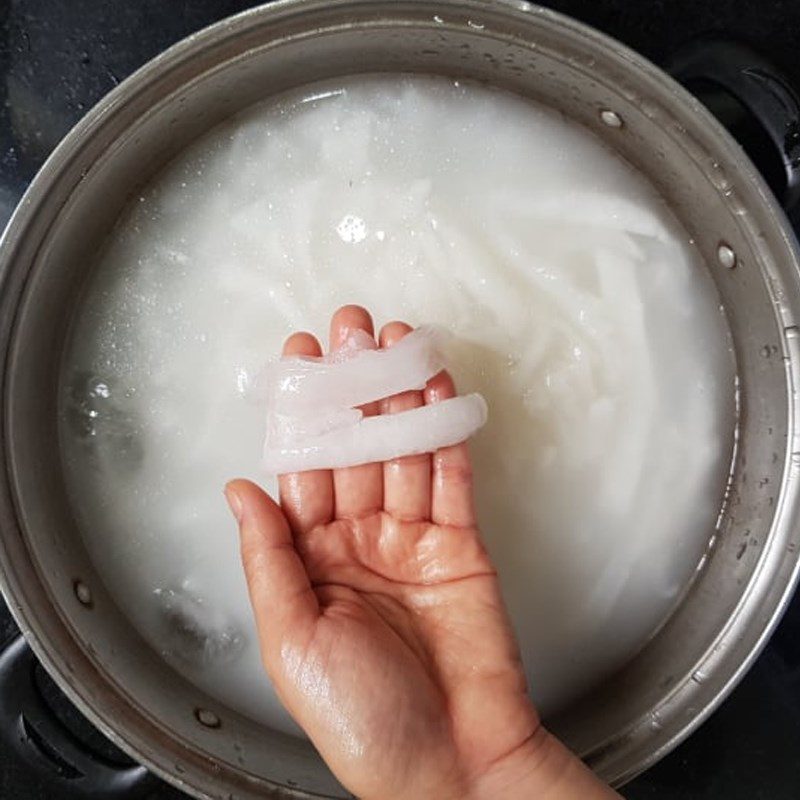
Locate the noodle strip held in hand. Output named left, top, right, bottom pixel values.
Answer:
left=262, top=326, right=488, bottom=473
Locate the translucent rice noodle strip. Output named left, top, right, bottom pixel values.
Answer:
left=266, top=407, right=363, bottom=444
left=262, top=393, right=488, bottom=473
left=495, top=191, right=673, bottom=243
left=265, top=325, right=446, bottom=412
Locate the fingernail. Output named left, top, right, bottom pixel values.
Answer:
left=224, top=485, right=243, bottom=523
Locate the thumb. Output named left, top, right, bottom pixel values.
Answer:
left=225, top=479, right=319, bottom=661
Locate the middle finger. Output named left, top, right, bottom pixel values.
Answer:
left=380, top=321, right=431, bottom=522
left=329, top=305, right=384, bottom=519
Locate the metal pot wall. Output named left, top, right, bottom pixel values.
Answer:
left=1, top=1, right=800, bottom=798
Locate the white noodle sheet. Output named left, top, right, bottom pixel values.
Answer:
left=262, top=326, right=487, bottom=473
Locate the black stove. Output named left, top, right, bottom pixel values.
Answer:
left=1, top=2, right=800, bottom=798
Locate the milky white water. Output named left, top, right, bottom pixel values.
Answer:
left=59, top=75, right=735, bottom=735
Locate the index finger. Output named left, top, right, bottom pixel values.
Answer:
left=278, top=332, right=334, bottom=534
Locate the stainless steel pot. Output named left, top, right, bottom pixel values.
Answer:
left=1, top=1, right=800, bottom=797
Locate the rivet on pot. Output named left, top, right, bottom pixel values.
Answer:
left=195, top=707, right=221, bottom=729
left=73, top=580, right=93, bottom=607
left=599, top=109, right=623, bottom=128
left=717, top=243, right=736, bottom=269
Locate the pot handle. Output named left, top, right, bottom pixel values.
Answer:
left=668, top=40, right=800, bottom=212
left=0, top=635, right=156, bottom=798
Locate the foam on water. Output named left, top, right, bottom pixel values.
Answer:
left=59, top=75, right=735, bottom=735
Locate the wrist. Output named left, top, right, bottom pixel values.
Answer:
left=469, top=725, right=620, bottom=800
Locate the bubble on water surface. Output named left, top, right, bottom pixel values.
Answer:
left=336, top=214, right=367, bottom=243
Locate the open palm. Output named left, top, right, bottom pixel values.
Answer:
left=227, top=306, right=617, bottom=800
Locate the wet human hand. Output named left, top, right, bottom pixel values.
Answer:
left=226, top=305, right=618, bottom=800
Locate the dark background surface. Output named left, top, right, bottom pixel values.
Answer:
left=1, top=1, right=800, bottom=798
